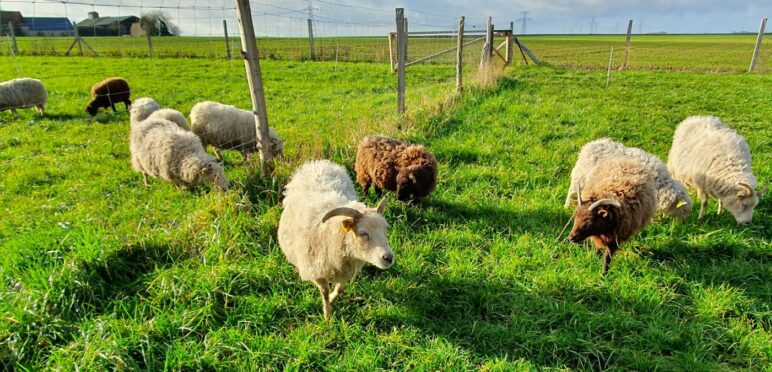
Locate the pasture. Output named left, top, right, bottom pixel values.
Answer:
left=1, top=35, right=771, bottom=370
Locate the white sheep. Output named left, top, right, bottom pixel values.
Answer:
left=129, top=97, right=161, bottom=125
left=130, top=116, right=230, bottom=191
left=667, top=115, right=766, bottom=225
left=189, top=101, right=283, bottom=161
left=146, top=108, right=190, bottom=131
left=0, top=78, right=47, bottom=116
left=278, top=159, right=393, bottom=320
left=565, top=138, right=692, bottom=219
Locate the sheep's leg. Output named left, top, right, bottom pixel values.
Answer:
left=142, top=173, right=149, bottom=187
left=717, top=199, right=722, bottom=215
left=601, top=243, right=619, bottom=276
left=11, top=108, right=18, bottom=117
left=329, top=282, right=346, bottom=305
left=375, top=187, right=383, bottom=198
left=36, top=104, right=45, bottom=115
left=313, top=279, right=332, bottom=320
left=111, top=103, right=117, bottom=113
left=697, top=189, right=708, bottom=219
left=213, top=148, right=224, bottom=162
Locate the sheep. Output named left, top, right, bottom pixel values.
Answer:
left=278, top=159, right=394, bottom=320
left=129, top=97, right=161, bottom=125
left=667, top=115, right=766, bottom=225
left=568, top=156, right=657, bottom=276
left=0, top=78, right=47, bottom=116
left=565, top=138, right=692, bottom=219
left=146, top=108, right=189, bottom=131
left=355, top=135, right=438, bottom=202
left=86, top=77, right=131, bottom=116
left=130, top=116, right=230, bottom=191
left=189, top=101, right=283, bottom=161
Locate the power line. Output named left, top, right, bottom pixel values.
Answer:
left=516, top=11, right=531, bottom=34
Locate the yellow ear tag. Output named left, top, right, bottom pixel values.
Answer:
left=676, top=201, right=687, bottom=208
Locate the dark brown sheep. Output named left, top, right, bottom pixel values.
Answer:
left=86, top=77, right=131, bottom=116
left=568, top=157, right=657, bottom=275
left=355, top=136, right=438, bottom=202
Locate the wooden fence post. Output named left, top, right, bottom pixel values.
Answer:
left=749, top=18, right=767, bottom=73
left=234, top=0, right=274, bottom=174
left=479, top=16, right=492, bottom=70
left=307, top=18, right=316, bottom=60
left=505, top=21, right=513, bottom=65
left=8, top=22, right=19, bottom=56
left=456, top=16, right=464, bottom=92
left=621, top=19, right=633, bottom=70
left=388, top=32, right=396, bottom=72
left=396, top=8, right=406, bottom=115
left=223, top=19, right=232, bottom=60
left=146, top=31, right=154, bottom=58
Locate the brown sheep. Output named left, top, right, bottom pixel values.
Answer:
left=568, top=157, right=657, bottom=276
left=86, top=77, right=131, bottom=116
left=355, top=136, right=438, bottom=202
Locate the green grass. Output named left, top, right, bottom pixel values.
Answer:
left=2, top=34, right=770, bottom=71
left=1, top=53, right=771, bottom=369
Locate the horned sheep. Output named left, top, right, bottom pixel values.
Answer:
left=355, top=135, right=438, bottom=202
left=565, top=138, right=692, bottom=219
left=189, top=101, right=283, bottom=161
left=667, top=115, right=766, bottom=225
left=568, top=157, right=657, bottom=275
left=278, top=160, right=394, bottom=320
left=0, top=78, right=47, bottom=116
left=86, top=77, right=132, bottom=116
left=130, top=116, right=230, bottom=191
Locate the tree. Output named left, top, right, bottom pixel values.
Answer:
left=140, top=11, right=179, bottom=36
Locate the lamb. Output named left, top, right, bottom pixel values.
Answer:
left=0, top=78, right=47, bottom=116
left=667, top=115, right=766, bottom=225
left=130, top=116, right=230, bottom=191
left=129, top=97, right=161, bottom=125
left=278, top=160, right=394, bottom=320
left=86, top=77, right=131, bottom=116
left=565, top=138, right=692, bottom=219
left=189, top=101, right=283, bottom=161
left=355, top=135, right=438, bottom=202
left=568, top=157, right=657, bottom=276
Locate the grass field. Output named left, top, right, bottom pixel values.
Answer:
left=1, top=48, right=771, bottom=369
left=2, top=34, right=770, bottom=72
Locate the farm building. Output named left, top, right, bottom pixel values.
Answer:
left=20, top=17, right=75, bottom=36
left=0, top=11, right=22, bottom=35
left=76, top=12, right=140, bottom=36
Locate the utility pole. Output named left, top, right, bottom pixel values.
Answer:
left=590, top=17, right=597, bottom=34
left=516, top=11, right=531, bottom=34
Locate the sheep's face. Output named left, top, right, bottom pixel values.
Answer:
left=723, top=186, right=761, bottom=225
left=200, top=162, right=231, bottom=191
left=345, top=211, right=394, bottom=269
left=569, top=201, right=619, bottom=243
left=85, top=103, right=98, bottom=117
left=396, top=165, right=432, bottom=201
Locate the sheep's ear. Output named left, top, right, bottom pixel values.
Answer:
left=376, top=197, right=387, bottom=214
left=341, top=219, right=356, bottom=232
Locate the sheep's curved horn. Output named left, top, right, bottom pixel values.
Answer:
left=588, top=198, right=621, bottom=211
left=757, top=183, right=768, bottom=196
left=376, top=198, right=387, bottom=214
left=576, top=183, right=583, bottom=204
left=322, top=208, right=364, bottom=223
left=738, top=183, right=755, bottom=196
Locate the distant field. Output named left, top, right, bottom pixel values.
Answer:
left=1, top=53, right=770, bottom=369
left=1, top=34, right=769, bottom=71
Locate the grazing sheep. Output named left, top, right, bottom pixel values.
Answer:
left=565, top=138, right=692, bottom=219
left=86, top=77, right=131, bottom=116
left=130, top=116, right=230, bottom=191
left=355, top=135, right=438, bottom=201
left=278, top=160, right=394, bottom=320
left=129, top=97, right=161, bottom=125
left=146, top=108, right=189, bottom=131
left=189, top=101, right=283, bottom=161
left=667, top=115, right=766, bottom=225
left=569, top=157, right=657, bottom=276
left=0, top=78, right=47, bottom=116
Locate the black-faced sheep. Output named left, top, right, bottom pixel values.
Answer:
left=130, top=116, right=230, bottom=191
left=355, top=135, right=438, bottom=202
left=86, top=77, right=131, bottom=116
left=278, top=160, right=394, bottom=320
left=667, top=115, right=766, bottom=225
left=0, top=78, right=47, bottom=116
left=569, top=157, right=657, bottom=276
left=565, top=138, right=692, bottom=219
left=189, top=101, right=283, bottom=161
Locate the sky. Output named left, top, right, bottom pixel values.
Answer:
left=1, top=0, right=769, bottom=36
